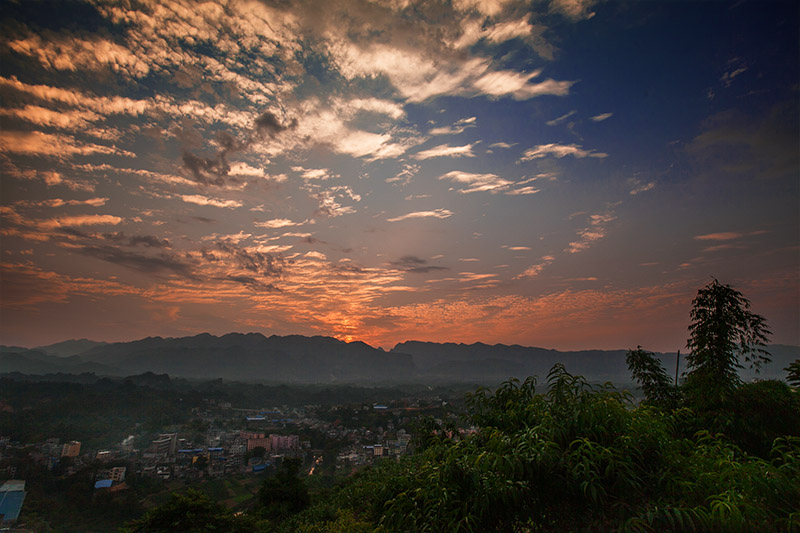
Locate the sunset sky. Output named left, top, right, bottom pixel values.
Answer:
left=1, top=0, right=798, bottom=351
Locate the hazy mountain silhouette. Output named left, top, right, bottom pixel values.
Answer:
left=1, top=335, right=796, bottom=384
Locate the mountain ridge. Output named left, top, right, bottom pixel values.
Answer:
left=1, top=334, right=796, bottom=384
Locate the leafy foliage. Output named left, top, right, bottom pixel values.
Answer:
left=626, top=346, right=678, bottom=408
left=685, top=279, right=771, bottom=405
left=785, top=359, right=800, bottom=387
left=257, top=458, right=310, bottom=520
left=121, top=489, right=254, bottom=532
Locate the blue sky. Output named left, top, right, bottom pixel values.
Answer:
left=1, top=0, right=797, bottom=351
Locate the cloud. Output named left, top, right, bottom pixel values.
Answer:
left=549, top=0, right=597, bottom=20
left=292, top=166, right=338, bottom=180
left=520, top=143, right=608, bottom=160
left=546, top=110, right=577, bottom=126
left=7, top=33, right=150, bottom=78
left=517, top=255, right=556, bottom=278
left=255, top=219, right=307, bottom=229
left=439, top=170, right=513, bottom=194
left=472, top=70, right=574, bottom=100
left=628, top=178, right=655, bottom=195
left=387, top=209, right=454, bottom=222
left=180, top=194, right=243, bottom=209
left=38, top=214, right=123, bottom=229
left=413, top=143, right=477, bottom=160
left=223, top=274, right=281, bottom=292
left=429, top=116, right=477, bottom=135
left=103, top=232, right=171, bottom=248
left=254, top=111, right=296, bottom=137
left=686, top=103, right=799, bottom=180
left=390, top=255, right=449, bottom=274
left=694, top=231, right=767, bottom=241
left=386, top=163, right=419, bottom=185
left=566, top=213, right=616, bottom=253
left=181, top=151, right=232, bottom=186
left=80, top=245, right=195, bottom=277
left=489, top=142, right=515, bottom=149
left=214, top=241, right=285, bottom=278
left=0, top=105, right=100, bottom=130
left=0, top=131, right=133, bottom=159
left=590, top=112, right=613, bottom=122
left=313, top=190, right=357, bottom=218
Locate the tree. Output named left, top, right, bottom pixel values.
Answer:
left=785, top=359, right=800, bottom=388
left=685, top=279, right=771, bottom=405
left=121, top=489, right=254, bottom=532
left=626, top=346, right=678, bottom=408
left=258, top=458, right=310, bottom=520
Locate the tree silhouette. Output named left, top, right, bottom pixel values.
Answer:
left=626, top=346, right=677, bottom=408
left=685, top=279, right=771, bottom=405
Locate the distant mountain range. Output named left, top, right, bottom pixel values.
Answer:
left=1, top=333, right=797, bottom=384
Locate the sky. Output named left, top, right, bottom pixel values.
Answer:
left=0, top=0, right=798, bottom=352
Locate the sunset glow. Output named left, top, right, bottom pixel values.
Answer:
left=1, top=0, right=797, bottom=351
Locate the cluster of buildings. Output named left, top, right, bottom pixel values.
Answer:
left=137, top=429, right=303, bottom=481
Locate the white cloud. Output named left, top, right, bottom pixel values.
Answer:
left=590, top=112, right=613, bottom=122
left=489, top=141, right=515, bottom=149
left=387, top=209, right=454, bottom=222
left=413, top=143, right=477, bottom=160
left=472, top=70, right=573, bottom=100
left=549, top=0, right=597, bottom=20
left=292, top=166, right=338, bottom=180
left=255, top=218, right=306, bottom=229
left=520, top=143, right=608, bottom=160
left=439, top=170, right=513, bottom=194
left=180, top=195, right=243, bottom=209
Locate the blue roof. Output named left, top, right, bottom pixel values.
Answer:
left=252, top=464, right=267, bottom=472
left=0, top=481, right=26, bottom=522
left=94, top=479, right=113, bottom=489
left=208, top=447, right=223, bottom=452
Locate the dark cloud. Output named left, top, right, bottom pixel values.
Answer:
left=79, top=245, right=195, bottom=278
left=191, top=216, right=216, bottom=224
left=328, top=263, right=366, bottom=276
left=103, top=232, right=170, bottom=248
left=223, top=274, right=281, bottom=292
left=182, top=151, right=231, bottom=186
left=391, top=255, right=449, bottom=274
left=254, top=111, right=297, bottom=137
left=214, top=241, right=285, bottom=278
left=182, top=129, right=248, bottom=186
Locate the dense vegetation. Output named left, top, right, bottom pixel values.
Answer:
left=128, top=279, right=799, bottom=532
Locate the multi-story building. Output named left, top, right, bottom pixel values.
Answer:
left=243, top=432, right=271, bottom=452
left=61, top=441, right=81, bottom=458
left=270, top=434, right=299, bottom=451
left=109, top=466, right=126, bottom=482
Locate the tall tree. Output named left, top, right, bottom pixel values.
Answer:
left=685, top=279, right=771, bottom=405
left=626, top=346, right=677, bottom=408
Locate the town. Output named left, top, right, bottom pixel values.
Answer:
left=0, top=377, right=466, bottom=531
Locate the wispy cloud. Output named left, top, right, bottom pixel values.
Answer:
left=387, top=209, right=454, bottom=222
left=517, top=255, right=556, bottom=278
left=413, top=143, right=477, bottom=160
left=439, top=170, right=513, bottom=194
left=520, top=143, right=608, bottom=160
left=694, top=230, right=767, bottom=241
left=590, top=112, right=613, bottom=122
left=547, top=110, right=577, bottom=126
left=566, top=212, right=616, bottom=254
left=255, top=219, right=308, bottom=229
left=180, top=195, right=242, bottom=209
